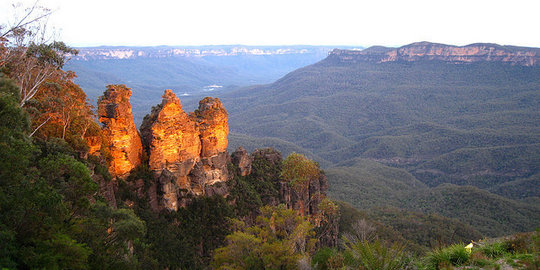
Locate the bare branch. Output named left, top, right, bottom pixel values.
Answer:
left=0, top=0, right=53, bottom=40
left=29, top=115, right=51, bottom=137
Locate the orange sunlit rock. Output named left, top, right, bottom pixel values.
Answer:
left=193, top=97, right=229, bottom=158
left=140, top=90, right=229, bottom=210
left=98, top=85, right=142, bottom=178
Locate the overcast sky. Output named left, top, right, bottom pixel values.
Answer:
left=1, top=0, right=539, bottom=48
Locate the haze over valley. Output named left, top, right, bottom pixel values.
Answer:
left=1, top=0, right=539, bottom=268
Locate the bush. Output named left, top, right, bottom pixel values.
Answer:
left=423, top=243, right=470, bottom=269
left=344, top=239, right=412, bottom=270
left=480, top=242, right=508, bottom=258
left=312, top=247, right=344, bottom=270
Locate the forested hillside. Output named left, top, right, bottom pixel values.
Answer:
left=216, top=43, right=540, bottom=238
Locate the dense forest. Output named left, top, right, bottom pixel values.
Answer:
left=1, top=3, right=539, bottom=270
left=220, top=44, right=540, bottom=240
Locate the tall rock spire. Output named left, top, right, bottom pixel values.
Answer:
left=140, top=90, right=229, bottom=210
left=97, top=85, right=143, bottom=178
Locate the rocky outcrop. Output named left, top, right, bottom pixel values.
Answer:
left=84, top=135, right=101, bottom=156
left=329, top=42, right=540, bottom=66
left=140, top=90, right=229, bottom=210
left=190, top=97, right=230, bottom=195
left=231, top=147, right=253, bottom=176
left=248, top=148, right=328, bottom=217
left=140, top=90, right=201, bottom=209
left=98, top=85, right=143, bottom=178
left=192, top=97, right=229, bottom=158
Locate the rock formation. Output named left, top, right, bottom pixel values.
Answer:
left=247, top=148, right=328, bottom=217
left=329, top=42, right=540, bottom=66
left=140, top=90, right=229, bottom=210
left=96, top=86, right=332, bottom=218
left=231, top=147, right=252, bottom=176
left=189, top=97, right=230, bottom=195
left=98, top=85, right=142, bottom=178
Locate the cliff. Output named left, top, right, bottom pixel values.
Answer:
left=328, top=42, right=540, bottom=66
left=98, top=85, right=143, bottom=178
left=232, top=148, right=328, bottom=217
left=98, top=87, right=327, bottom=216
left=140, top=90, right=229, bottom=210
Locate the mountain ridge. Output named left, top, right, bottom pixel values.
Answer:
left=328, top=41, right=540, bottom=66
left=71, top=45, right=355, bottom=61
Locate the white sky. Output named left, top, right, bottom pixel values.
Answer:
left=1, top=0, right=540, bottom=48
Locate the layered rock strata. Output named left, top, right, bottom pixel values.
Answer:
left=98, top=85, right=142, bottom=178
left=329, top=42, right=540, bottom=66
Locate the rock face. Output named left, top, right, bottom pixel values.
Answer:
left=98, top=85, right=143, bottom=178
left=248, top=148, right=328, bottom=217
left=231, top=147, right=253, bottom=176
left=190, top=97, right=230, bottom=193
left=140, top=90, right=229, bottom=210
left=193, top=97, right=229, bottom=158
left=329, top=42, right=540, bottom=66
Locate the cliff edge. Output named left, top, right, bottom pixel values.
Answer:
left=328, top=41, right=540, bottom=66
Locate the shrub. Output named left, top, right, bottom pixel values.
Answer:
left=312, top=247, right=344, bottom=270
left=423, top=243, right=470, bottom=269
left=480, top=242, right=508, bottom=258
left=344, top=239, right=412, bottom=270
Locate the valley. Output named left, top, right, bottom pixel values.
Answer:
left=66, top=45, right=353, bottom=123
left=70, top=41, right=540, bottom=239
left=218, top=42, right=540, bottom=237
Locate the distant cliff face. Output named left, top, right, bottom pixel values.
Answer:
left=140, top=90, right=229, bottom=210
left=98, top=85, right=143, bottom=178
left=329, top=42, right=540, bottom=66
left=71, top=46, right=336, bottom=60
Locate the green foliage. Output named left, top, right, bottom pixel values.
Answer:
left=312, top=247, right=343, bottom=270
left=211, top=205, right=317, bottom=270
left=227, top=174, right=263, bottom=217
left=343, top=239, right=413, bottom=270
left=0, top=74, right=29, bottom=132
left=400, top=184, right=540, bottom=237
left=0, top=74, right=145, bottom=269
left=368, top=207, right=483, bottom=251
left=480, top=242, right=508, bottom=258
left=176, top=196, right=234, bottom=266
left=243, top=149, right=282, bottom=205
left=327, top=158, right=425, bottom=209
left=419, top=231, right=540, bottom=269
left=27, top=41, right=78, bottom=68
left=38, top=152, right=98, bottom=215
left=282, top=152, right=320, bottom=193
left=222, top=59, right=540, bottom=237
left=421, top=243, right=470, bottom=269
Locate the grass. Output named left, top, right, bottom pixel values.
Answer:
left=421, top=243, right=470, bottom=269
left=418, top=231, right=540, bottom=269
left=344, top=239, right=413, bottom=270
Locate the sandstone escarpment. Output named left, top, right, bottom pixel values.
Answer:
left=98, top=85, right=142, bottom=178
left=329, top=42, right=540, bottom=66
left=140, top=90, right=229, bottom=210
